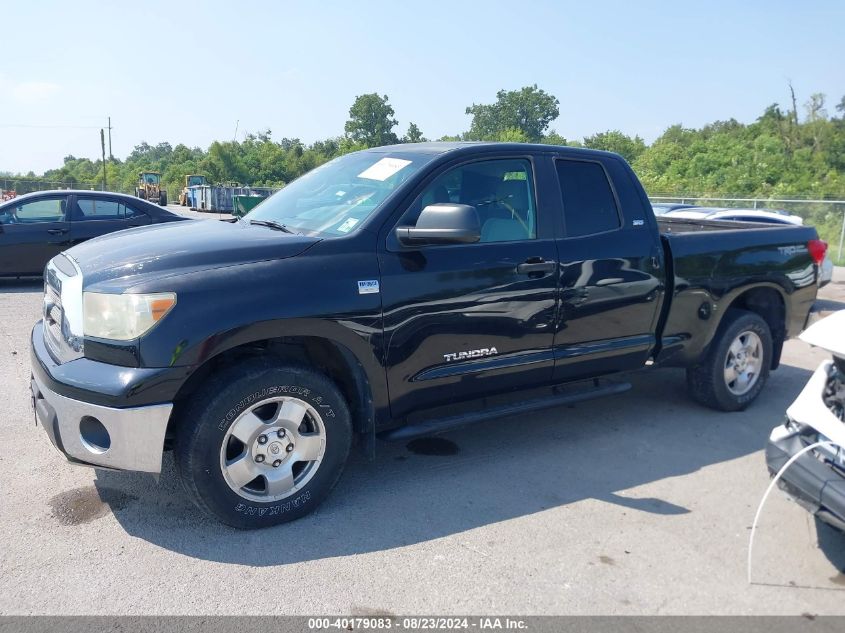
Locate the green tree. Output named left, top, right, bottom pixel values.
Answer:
left=465, top=85, right=559, bottom=142
left=539, top=130, right=568, bottom=146
left=344, top=93, right=399, bottom=147
left=403, top=122, right=426, bottom=143
left=583, top=130, right=646, bottom=162
left=495, top=128, right=529, bottom=143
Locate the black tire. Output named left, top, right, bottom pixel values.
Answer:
left=174, top=359, right=352, bottom=528
left=686, top=309, right=773, bottom=412
left=159, top=191, right=167, bottom=206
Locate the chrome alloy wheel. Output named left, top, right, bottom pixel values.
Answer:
left=219, top=396, right=326, bottom=502
left=723, top=330, right=763, bottom=396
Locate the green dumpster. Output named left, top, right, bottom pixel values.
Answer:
left=232, top=195, right=264, bottom=217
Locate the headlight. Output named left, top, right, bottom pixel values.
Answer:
left=83, top=292, right=176, bottom=341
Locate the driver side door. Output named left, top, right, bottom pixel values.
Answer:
left=0, top=195, right=70, bottom=276
left=378, top=156, right=559, bottom=418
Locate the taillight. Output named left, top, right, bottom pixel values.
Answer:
left=808, top=239, right=828, bottom=265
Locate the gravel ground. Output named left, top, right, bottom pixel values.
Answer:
left=1, top=255, right=843, bottom=615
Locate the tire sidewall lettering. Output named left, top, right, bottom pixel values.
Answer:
left=234, top=490, right=312, bottom=515
left=217, top=385, right=335, bottom=431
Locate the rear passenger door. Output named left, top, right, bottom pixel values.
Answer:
left=552, top=156, right=664, bottom=381
left=68, top=195, right=132, bottom=246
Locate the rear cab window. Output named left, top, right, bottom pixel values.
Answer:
left=555, top=159, right=621, bottom=237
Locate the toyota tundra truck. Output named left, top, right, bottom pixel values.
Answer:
left=30, top=142, right=826, bottom=528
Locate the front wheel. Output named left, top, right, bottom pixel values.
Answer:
left=686, top=309, right=773, bottom=412
left=159, top=191, right=168, bottom=206
left=174, top=360, right=352, bottom=528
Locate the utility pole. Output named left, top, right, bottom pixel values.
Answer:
left=100, top=129, right=107, bottom=190
left=107, top=116, right=113, bottom=159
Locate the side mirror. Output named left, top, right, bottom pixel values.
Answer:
left=396, top=203, right=480, bottom=245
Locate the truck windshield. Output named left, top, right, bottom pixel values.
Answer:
left=244, top=151, right=432, bottom=236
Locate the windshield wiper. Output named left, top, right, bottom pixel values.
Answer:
left=248, top=219, right=298, bottom=234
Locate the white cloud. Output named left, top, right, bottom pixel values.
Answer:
left=12, top=81, right=60, bottom=104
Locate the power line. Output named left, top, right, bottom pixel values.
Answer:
left=0, top=123, right=106, bottom=129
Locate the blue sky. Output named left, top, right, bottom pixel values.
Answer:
left=1, top=0, right=843, bottom=173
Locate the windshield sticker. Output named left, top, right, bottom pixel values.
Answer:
left=337, top=218, right=360, bottom=233
left=357, top=157, right=412, bottom=181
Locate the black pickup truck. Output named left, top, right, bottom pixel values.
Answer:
left=30, top=142, right=826, bottom=528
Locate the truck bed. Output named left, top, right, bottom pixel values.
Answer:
left=656, top=216, right=820, bottom=367
left=657, top=216, right=819, bottom=257
left=657, top=216, right=805, bottom=235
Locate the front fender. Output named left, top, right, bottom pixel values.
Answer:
left=132, top=239, right=388, bottom=419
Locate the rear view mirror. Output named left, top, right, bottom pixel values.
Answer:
left=396, top=203, right=480, bottom=245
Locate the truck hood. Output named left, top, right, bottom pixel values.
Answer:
left=65, top=219, right=320, bottom=287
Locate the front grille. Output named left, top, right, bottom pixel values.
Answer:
left=807, top=362, right=845, bottom=472
left=43, top=284, right=64, bottom=362
left=823, top=363, right=845, bottom=422
left=41, top=257, right=84, bottom=364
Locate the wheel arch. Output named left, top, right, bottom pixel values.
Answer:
left=719, top=285, right=787, bottom=369
left=166, top=331, right=382, bottom=456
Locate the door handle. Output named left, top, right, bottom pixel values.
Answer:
left=516, top=258, right=556, bottom=275
left=47, top=228, right=69, bottom=235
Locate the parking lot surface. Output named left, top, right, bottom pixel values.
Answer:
left=1, top=255, right=844, bottom=615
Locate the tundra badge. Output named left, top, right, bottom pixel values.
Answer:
left=443, top=347, right=498, bottom=362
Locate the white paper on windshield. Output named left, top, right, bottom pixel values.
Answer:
left=337, top=218, right=360, bottom=233
left=357, top=157, right=412, bottom=181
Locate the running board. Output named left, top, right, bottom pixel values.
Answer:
left=379, top=379, right=631, bottom=442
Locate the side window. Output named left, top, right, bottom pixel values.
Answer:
left=411, top=158, right=537, bottom=243
left=123, top=202, right=148, bottom=220
left=75, top=198, right=124, bottom=220
left=556, top=160, right=621, bottom=237
left=6, top=198, right=66, bottom=224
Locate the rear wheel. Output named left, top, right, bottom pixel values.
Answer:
left=174, top=359, right=352, bottom=528
left=686, top=309, right=773, bottom=411
left=159, top=191, right=167, bottom=206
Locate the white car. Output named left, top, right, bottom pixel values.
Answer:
left=662, top=207, right=833, bottom=287
left=765, top=310, right=845, bottom=533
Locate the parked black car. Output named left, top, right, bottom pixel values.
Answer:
left=30, top=143, right=825, bottom=528
left=0, top=190, right=188, bottom=277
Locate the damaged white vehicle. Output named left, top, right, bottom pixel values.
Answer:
left=766, top=310, right=845, bottom=532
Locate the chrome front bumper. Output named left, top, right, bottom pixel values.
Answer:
left=31, top=372, right=173, bottom=473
